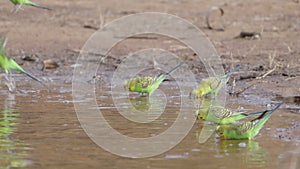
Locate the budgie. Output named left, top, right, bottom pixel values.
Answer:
left=192, top=65, right=240, bottom=98
left=124, top=62, right=183, bottom=95
left=0, top=37, right=48, bottom=90
left=10, top=0, right=51, bottom=11
left=195, top=97, right=212, bottom=120
left=197, top=105, right=266, bottom=125
left=216, top=104, right=282, bottom=140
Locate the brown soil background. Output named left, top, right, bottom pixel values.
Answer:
left=0, top=0, right=299, bottom=106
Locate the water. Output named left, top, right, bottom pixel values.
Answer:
left=0, top=93, right=32, bottom=168
left=0, top=81, right=299, bottom=169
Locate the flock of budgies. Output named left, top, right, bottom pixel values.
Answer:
left=0, top=1, right=50, bottom=90
left=0, top=1, right=282, bottom=141
left=124, top=63, right=282, bottom=140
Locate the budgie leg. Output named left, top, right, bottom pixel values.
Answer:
left=10, top=5, right=17, bottom=13
left=0, top=73, right=4, bottom=86
left=11, top=5, right=24, bottom=13
left=3, top=72, right=16, bottom=92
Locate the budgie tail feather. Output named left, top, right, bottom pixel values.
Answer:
left=225, top=65, right=241, bottom=78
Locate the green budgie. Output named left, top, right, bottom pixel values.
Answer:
left=195, top=97, right=212, bottom=120
left=192, top=65, right=240, bottom=98
left=0, top=37, right=48, bottom=90
left=124, top=62, right=183, bottom=95
left=216, top=104, right=282, bottom=140
left=198, top=105, right=266, bottom=124
left=10, top=0, right=51, bottom=10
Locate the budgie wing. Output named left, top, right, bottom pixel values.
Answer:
left=209, top=77, right=222, bottom=90
left=7, top=58, right=24, bottom=72
left=210, top=106, right=233, bottom=119
left=235, top=122, right=253, bottom=135
left=141, top=77, right=155, bottom=88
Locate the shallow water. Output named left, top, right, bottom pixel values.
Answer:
left=0, top=81, right=299, bottom=169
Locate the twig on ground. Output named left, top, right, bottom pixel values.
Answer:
left=268, top=50, right=277, bottom=68
left=236, top=83, right=255, bottom=97
left=205, top=6, right=225, bottom=31
left=256, top=65, right=277, bottom=79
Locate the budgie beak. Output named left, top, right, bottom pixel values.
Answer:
left=189, top=90, right=196, bottom=99
left=199, top=89, right=206, bottom=98
left=216, top=126, right=225, bottom=139
left=123, top=80, right=129, bottom=90
left=190, top=89, right=200, bottom=99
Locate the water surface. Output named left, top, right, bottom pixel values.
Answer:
left=0, top=81, right=299, bottom=169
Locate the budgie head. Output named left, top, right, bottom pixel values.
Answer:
left=216, top=125, right=226, bottom=139
left=124, top=78, right=140, bottom=92
left=191, top=89, right=200, bottom=98
left=191, top=83, right=210, bottom=98
left=196, top=107, right=209, bottom=120
left=124, top=79, right=133, bottom=92
left=191, top=87, right=207, bottom=98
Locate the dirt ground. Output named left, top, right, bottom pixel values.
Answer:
left=0, top=0, right=299, bottom=106
left=0, top=1, right=299, bottom=168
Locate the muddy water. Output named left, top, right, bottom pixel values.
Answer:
left=0, top=81, right=299, bottom=169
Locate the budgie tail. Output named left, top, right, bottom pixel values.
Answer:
left=225, top=65, right=241, bottom=78
left=29, top=2, right=51, bottom=10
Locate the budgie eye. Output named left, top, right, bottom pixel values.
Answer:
left=200, top=89, right=208, bottom=97
left=199, top=115, right=206, bottom=120
left=216, top=126, right=224, bottom=136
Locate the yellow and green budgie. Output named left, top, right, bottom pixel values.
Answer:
left=0, top=37, right=48, bottom=89
left=216, top=104, right=282, bottom=140
left=124, top=62, right=183, bottom=95
left=10, top=0, right=51, bottom=10
left=197, top=104, right=266, bottom=125
left=192, top=65, right=240, bottom=98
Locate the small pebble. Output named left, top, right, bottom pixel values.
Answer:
left=238, top=142, right=247, bottom=148
left=43, top=59, right=59, bottom=70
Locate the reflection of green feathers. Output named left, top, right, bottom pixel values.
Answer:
left=192, top=65, right=240, bottom=98
left=124, top=63, right=183, bottom=95
left=217, top=140, right=267, bottom=168
left=10, top=0, right=51, bottom=10
left=0, top=37, right=48, bottom=89
left=130, top=96, right=150, bottom=111
left=216, top=104, right=282, bottom=140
